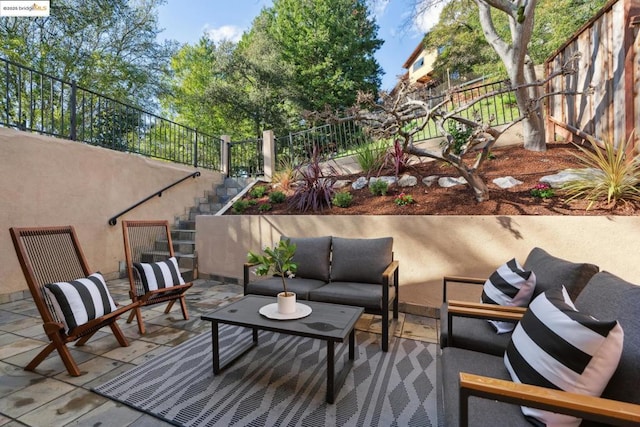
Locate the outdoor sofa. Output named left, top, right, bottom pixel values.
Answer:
left=244, top=235, right=399, bottom=351
left=438, top=259, right=640, bottom=425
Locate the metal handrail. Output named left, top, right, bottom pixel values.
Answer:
left=108, top=171, right=201, bottom=226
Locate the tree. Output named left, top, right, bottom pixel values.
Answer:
left=412, top=0, right=606, bottom=152
left=266, top=0, right=384, bottom=112
left=0, top=0, right=175, bottom=107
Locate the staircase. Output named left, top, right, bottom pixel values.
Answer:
left=171, top=176, right=254, bottom=280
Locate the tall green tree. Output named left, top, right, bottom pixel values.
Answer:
left=266, top=0, right=384, bottom=112
left=0, top=0, right=175, bottom=107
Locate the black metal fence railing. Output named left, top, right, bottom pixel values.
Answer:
left=1, top=57, right=222, bottom=171
left=228, top=138, right=264, bottom=177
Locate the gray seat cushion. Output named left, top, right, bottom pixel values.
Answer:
left=524, top=247, right=598, bottom=300
left=439, top=302, right=514, bottom=356
left=308, top=281, right=395, bottom=311
left=330, top=237, right=393, bottom=284
left=282, top=236, right=332, bottom=282
left=440, top=347, right=528, bottom=427
left=244, top=277, right=326, bottom=300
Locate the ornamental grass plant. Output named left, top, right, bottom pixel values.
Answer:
left=563, top=132, right=640, bottom=209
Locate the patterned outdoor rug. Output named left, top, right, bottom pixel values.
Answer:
left=93, top=324, right=438, bottom=426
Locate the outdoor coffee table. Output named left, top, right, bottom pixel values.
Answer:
left=201, top=295, right=364, bottom=404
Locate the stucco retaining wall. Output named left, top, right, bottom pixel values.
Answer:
left=196, top=215, right=640, bottom=312
left=1, top=127, right=224, bottom=298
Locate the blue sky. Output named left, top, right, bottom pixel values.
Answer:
left=156, top=0, right=444, bottom=91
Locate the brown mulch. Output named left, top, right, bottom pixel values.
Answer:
left=226, top=142, right=640, bottom=216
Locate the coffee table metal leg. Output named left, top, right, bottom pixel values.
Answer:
left=211, top=321, right=220, bottom=374
left=349, top=329, right=355, bottom=360
left=327, top=341, right=335, bottom=404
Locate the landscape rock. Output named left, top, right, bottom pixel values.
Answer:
left=397, top=174, right=418, bottom=187
left=493, top=176, right=523, bottom=189
left=333, top=180, right=351, bottom=189
left=540, top=168, right=602, bottom=188
left=438, top=176, right=467, bottom=188
left=369, top=176, right=397, bottom=187
left=352, top=177, right=368, bottom=190
left=422, top=175, right=439, bottom=187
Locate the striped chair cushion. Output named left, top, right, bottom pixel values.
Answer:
left=133, top=257, right=185, bottom=293
left=481, top=258, right=536, bottom=333
left=504, top=286, right=624, bottom=427
left=44, top=272, right=117, bottom=333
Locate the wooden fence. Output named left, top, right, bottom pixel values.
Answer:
left=545, top=0, right=640, bottom=150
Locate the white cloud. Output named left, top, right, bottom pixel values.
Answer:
left=415, top=0, right=447, bottom=33
left=204, top=25, right=244, bottom=43
left=373, top=0, right=390, bottom=18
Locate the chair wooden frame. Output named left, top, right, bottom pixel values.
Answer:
left=122, top=220, right=192, bottom=335
left=10, top=226, right=137, bottom=377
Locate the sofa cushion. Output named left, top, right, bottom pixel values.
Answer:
left=133, top=257, right=185, bottom=293
left=574, top=271, right=640, bottom=407
left=245, top=276, right=326, bottom=300
left=308, top=281, right=396, bottom=311
left=440, top=347, right=528, bottom=427
left=281, top=236, right=332, bottom=282
left=330, top=237, right=393, bottom=284
left=439, top=303, right=513, bottom=356
left=44, top=272, right=117, bottom=333
left=524, top=247, right=598, bottom=300
left=505, top=286, right=624, bottom=427
left=481, top=258, right=536, bottom=333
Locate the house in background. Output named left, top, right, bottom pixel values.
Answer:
left=402, top=40, right=438, bottom=86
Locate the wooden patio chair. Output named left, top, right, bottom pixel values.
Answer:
left=122, top=220, right=192, bottom=334
left=9, top=226, right=137, bottom=377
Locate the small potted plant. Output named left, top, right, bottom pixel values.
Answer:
left=247, top=239, right=298, bottom=314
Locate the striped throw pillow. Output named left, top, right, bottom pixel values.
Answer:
left=504, top=286, right=624, bottom=427
left=133, top=257, right=185, bottom=293
left=44, top=272, right=117, bottom=333
left=481, top=258, right=536, bottom=333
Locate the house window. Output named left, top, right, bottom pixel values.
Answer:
left=413, top=57, right=424, bottom=72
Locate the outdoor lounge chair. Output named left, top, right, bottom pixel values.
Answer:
left=122, top=220, right=192, bottom=334
left=10, top=226, right=137, bottom=377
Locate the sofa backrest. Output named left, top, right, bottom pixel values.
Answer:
left=575, top=271, right=640, bottom=406
left=281, top=236, right=332, bottom=282
left=330, top=236, right=393, bottom=284
left=524, top=247, right=598, bottom=301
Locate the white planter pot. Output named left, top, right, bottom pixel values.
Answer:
left=277, top=292, right=296, bottom=314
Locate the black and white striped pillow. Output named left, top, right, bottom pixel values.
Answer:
left=44, top=272, right=117, bottom=333
left=133, top=257, right=185, bottom=293
left=504, top=286, right=624, bottom=427
left=481, top=258, right=536, bottom=333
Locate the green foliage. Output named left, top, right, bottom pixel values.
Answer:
left=288, top=146, right=337, bottom=212
left=247, top=239, right=297, bottom=295
left=445, top=121, right=473, bottom=155
left=530, top=182, right=555, bottom=199
left=380, top=140, right=410, bottom=178
left=266, top=0, right=383, bottom=111
left=355, top=141, right=387, bottom=176
left=394, top=192, right=415, bottom=206
left=562, top=134, right=640, bottom=209
left=258, top=203, right=272, bottom=212
left=232, top=200, right=250, bottom=213
left=250, top=185, right=267, bottom=198
left=269, top=191, right=287, bottom=204
left=369, top=179, right=389, bottom=196
left=332, top=191, right=353, bottom=208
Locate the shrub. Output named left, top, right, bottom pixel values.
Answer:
left=250, top=185, right=267, bottom=198
left=394, top=192, right=415, bottom=206
left=355, top=141, right=387, bottom=176
left=370, top=179, right=389, bottom=196
left=332, top=191, right=353, bottom=208
left=232, top=200, right=249, bottom=214
left=530, top=182, right=555, bottom=199
left=288, top=146, right=337, bottom=212
left=562, top=133, right=640, bottom=209
left=445, top=120, right=473, bottom=155
left=272, top=156, right=299, bottom=191
left=258, top=203, right=272, bottom=212
left=379, top=139, right=410, bottom=178
left=269, top=190, right=286, bottom=204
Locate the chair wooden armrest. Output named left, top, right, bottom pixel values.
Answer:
left=382, top=260, right=399, bottom=285
left=243, top=261, right=260, bottom=293
left=448, top=300, right=527, bottom=317
left=443, top=275, right=486, bottom=303
left=459, top=372, right=640, bottom=427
